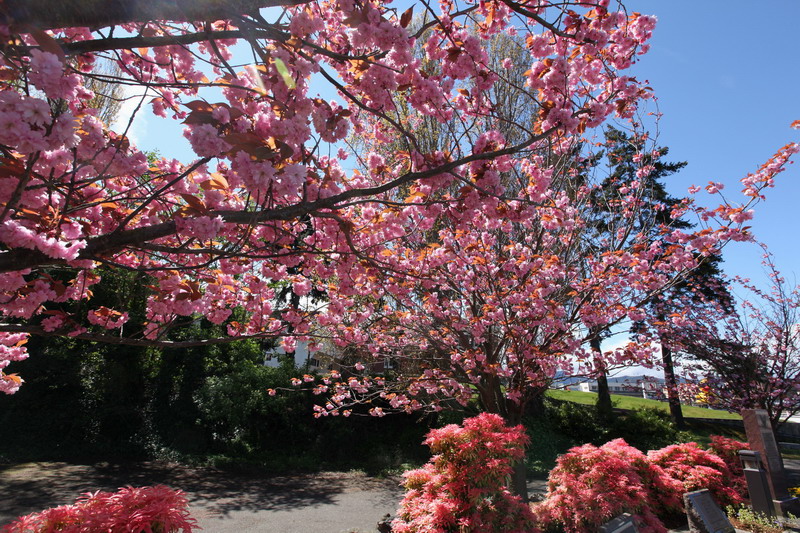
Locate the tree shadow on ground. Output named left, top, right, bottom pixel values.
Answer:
left=0, top=461, right=403, bottom=525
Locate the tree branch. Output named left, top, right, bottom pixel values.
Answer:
left=0, top=322, right=279, bottom=347
left=59, top=29, right=287, bottom=56
left=0, top=126, right=558, bottom=273
left=1, top=0, right=308, bottom=31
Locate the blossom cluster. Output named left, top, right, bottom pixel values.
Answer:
left=0, top=332, right=28, bottom=394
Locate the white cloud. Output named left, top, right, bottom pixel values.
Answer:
left=110, top=85, right=149, bottom=148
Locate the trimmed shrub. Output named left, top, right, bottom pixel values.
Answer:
left=392, top=413, right=537, bottom=533
left=647, top=442, right=744, bottom=509
left=708, top=435, right=749, bottom=501
left=530, top=439, right=683, bottom=533
left=2, top=485, right=196, bottom=533
left=544, top=399, right=609, bottom=445
left=611, top=408, right=682, bottom=451
left=541, top=401, right=683, bottom=452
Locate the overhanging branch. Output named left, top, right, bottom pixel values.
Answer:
left=1, top=0, right=308, bottom=31
left=0, top=126, right=558, bottom=273
left=0, top=322, right=280, bottom=347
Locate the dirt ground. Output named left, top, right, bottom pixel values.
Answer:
left=0, top=461, right=406, bottom=532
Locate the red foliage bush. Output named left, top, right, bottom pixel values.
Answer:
left=530, top=439, right=682, bottom=533
left=2, top=485, right=196, bottom=533
left=395, top=425, right=751, bottom=533
left=708, top=435, right=749, bottom=500
left=648, top=442, right=744, bottom=508
left=392, top=413, right=537, bottom=533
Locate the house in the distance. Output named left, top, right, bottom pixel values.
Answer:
left=571, top=374, right=666, bottom=399
left=263, top=340, right=321, bottom=370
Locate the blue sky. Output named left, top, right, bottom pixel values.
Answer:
left=602, top=1, right=800, bottom=374
left=120, top=1, right=800, bottom=291
left=625, top=1, right=800, bottom=289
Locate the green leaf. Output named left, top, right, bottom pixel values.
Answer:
left=273, top=58, right=296, bottom=90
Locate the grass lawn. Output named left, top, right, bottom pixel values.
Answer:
left=546, top=389, right=742, bottom=420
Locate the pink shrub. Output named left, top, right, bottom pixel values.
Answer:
left=648, top=442, right=744, bottom=508
left=531, top=439, right=683, bottom=533
left=2, top=485, right=196, bottom=533
left=707, top=435, right=749, bottom=500
left=392, top=413, right=537, bottom=533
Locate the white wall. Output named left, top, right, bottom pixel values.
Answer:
left=263, top=340, right=314, bottom=368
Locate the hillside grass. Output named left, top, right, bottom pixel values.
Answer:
left=545, top=389, right=742, bottom=420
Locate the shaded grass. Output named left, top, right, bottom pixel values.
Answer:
left=680, top=418, right=747, bottom=447
left=546, top=389, right=742, bottom=420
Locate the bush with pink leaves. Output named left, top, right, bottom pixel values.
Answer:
left=391, top=413, right=537, bottom=533
left=393, top=423, right=749, bottom=532
left=708, top=435, right=749, bottom=500
left=648, top=441, right=744, bottom=508
left=2, top=485, right=196, bottom=533
left=530, top=439, right=683, bottom=533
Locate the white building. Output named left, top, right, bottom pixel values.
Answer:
left=573, top=375, right=666, bottom=399
left=263, top=340, right=320, bottom=369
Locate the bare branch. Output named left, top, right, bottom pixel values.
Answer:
left=1, top=0, right=308, bottom=31
left=0, top=322, right=281, bottom=347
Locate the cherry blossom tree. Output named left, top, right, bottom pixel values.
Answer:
left=678, top=253, right=800, bottom=430
left=315, top=123, right=797, bottom=426
left=309, top=68, right=795, bottom=500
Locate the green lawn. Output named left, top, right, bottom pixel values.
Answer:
left=546, top=389, right=742, bottom=420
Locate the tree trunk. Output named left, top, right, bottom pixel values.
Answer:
left=461, top=381, right=533, bottom=502
left=503, top=399, right=529, bottom=502
left=511, top=460, right=529, bottom=502
left=526, top=392, right=545, bottom=418
left=660, top=341, right=686, bottom=429
left=591, top=336, right=613, bottom=421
